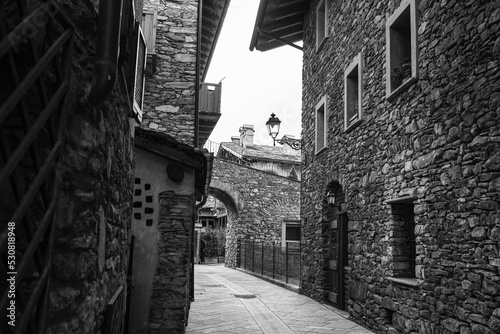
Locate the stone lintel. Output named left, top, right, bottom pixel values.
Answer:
left=386, top=195, right=417, bottom=204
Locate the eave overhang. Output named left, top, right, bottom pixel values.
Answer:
left=249, top=0, right=307, bottom=52
left=201, top=0, right=232, bottom=81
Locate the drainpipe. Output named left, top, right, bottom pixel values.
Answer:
left=191, top=149, right=212, bottom=301
left=88, top=0, right=124, bottom=104
left=194, top=0, right=203, bottom=148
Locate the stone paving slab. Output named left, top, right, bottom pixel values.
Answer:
left=186, top=264, right=374, bottom=334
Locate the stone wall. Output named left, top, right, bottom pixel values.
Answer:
left=141, top=0, right=197, bottom=146
left=149, top=191, right=194, bottom=333
left=211, top=158, right=300, bottom=268
left=47, top=1, right=136, bottom=332
left=301, top=0, right=500, bottom=333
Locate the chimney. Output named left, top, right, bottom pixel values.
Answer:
left=239, top=124, right=254, bottom=147
left=231, top=136, right=240, bottom=144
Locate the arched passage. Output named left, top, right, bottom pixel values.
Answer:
left=206, top=158, right=300, bottom=268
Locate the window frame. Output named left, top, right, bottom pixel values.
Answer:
left=316, top=0, right=328, bottom=50
left=385, top=0, right=419, bottom=101
left=315, top=95, right=328, bottom=154
left=386, top=196, right=418, bottom=284
left=344, top=53, right=363, bottom=132
left=282, top=220, right=301, bottom=250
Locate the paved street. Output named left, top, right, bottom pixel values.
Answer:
left=186, top=264, right=374, bottom=334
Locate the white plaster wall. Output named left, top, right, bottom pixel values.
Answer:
left=129, top=148, right=195, bottom=333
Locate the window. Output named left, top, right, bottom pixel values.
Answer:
left=386, top=0, right=418, bottom=100
left=344, top=53, right=363, bottom=131
left=316, top=0, right=327, bottom=50
left=315, top=96, right=327, bottom=153
left=386, top=197, right=416, bottom=280
left=282, top=221, right=301, bottom=249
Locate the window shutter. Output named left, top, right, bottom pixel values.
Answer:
left=132, top=24, right=146, bottom=123
left=141, top=10, right=157, bottom=54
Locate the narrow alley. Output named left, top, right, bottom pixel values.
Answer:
left=186, top=264, right=373, bottom=334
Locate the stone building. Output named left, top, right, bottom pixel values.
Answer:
left=217, top=124, right=302, bottom=180
left=1, top=0, right=142, bottom=332
left=251, top=0, right=500, bottom=333
left=201, top=125, right=301, bottom=268
left=209, top=157, right=301, bottom=269
left=129, top=0, right=230, bottom=333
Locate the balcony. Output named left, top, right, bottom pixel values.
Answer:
left=198, top=82, right=222, bottom=148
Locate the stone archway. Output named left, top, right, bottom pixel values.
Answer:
left=204, top=181, right=240, bottom=266
left=208, top=158, right=301, bottom=268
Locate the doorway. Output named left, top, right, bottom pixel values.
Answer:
left=325, top=182, right=348, bottom=310
left=327, top=212, right=348, bottom=309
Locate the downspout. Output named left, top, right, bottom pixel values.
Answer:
left=88, top=0, right=124, bottom=104
left=192, top=149, right=213, bottom=302
left=194, top=0, right=203, bottom=148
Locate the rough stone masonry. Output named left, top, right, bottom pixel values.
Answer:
left=300, top=0, right=500, bottom=333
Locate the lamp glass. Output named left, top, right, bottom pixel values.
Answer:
left=326, top=191, right=336, bottom=205
left=266, top=113, right=281, bottom=139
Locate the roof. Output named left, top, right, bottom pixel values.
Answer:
left=201, top=0, right=232, bottom=81
left=249, top=0, right=307, bottom=52
left=218, top=141, right=301, bottom=164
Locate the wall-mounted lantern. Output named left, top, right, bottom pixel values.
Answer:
left=326, top=190, right=336, bottom=206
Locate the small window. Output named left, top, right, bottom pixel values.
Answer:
left=387, top=199, right=416, bottom=278
left=316, top=0, right=327, bottom=50
left=344, top=53, right=363, bottom=131
left=386, top=0, right=418, bottom=100
left=282, top=221, right=301, bottom=250
left=142, top=10, right=157, bottom=54
left=315, top=96, right=327, bottom=153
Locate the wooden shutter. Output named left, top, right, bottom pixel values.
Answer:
left=131, top=24, right=147, bottom=122
left=141, top=10, right=157, bottom=54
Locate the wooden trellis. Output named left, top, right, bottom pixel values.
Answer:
left=0, top=0, right=74, bottom=332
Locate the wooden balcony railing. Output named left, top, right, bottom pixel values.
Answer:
left=199, top=82, right=221, bottom=114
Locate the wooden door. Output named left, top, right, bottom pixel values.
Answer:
left=327, top=213, right=347, bottom=309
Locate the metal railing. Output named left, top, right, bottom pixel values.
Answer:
left=102, top=285, right=125, bottom=334
left=203, top=139, right=220, bottom=154
left=237, top=239, right=301, bottom=285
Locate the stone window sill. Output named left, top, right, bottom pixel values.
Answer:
left=316, top=36, right=328, bottom=53
left=386, top=76, right=417, bottom=102
left=387, top=277, right=419, bottom=287
left=315, top=145, right=328, bottom=156
left=344, top=118, right=362, bottom=133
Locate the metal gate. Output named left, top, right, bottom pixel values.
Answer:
left=0, top=1, right=74, bottom=332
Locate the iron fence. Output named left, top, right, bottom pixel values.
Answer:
left=237, top=239, right=301, bottom=285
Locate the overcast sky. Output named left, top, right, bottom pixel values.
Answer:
left=205, top=0, right=303, bottom=146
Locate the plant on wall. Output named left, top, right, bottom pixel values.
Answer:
left=393, top=57, right=411, bottom=84
left=201, top=228, right=226, bottom=258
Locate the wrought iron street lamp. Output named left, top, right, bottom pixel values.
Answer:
left=266, top=113, right=281, bottom=146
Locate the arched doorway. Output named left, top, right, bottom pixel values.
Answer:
left=194, top=183, right=239, bottom=266
left=324, top=181, right=348, bottom=310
